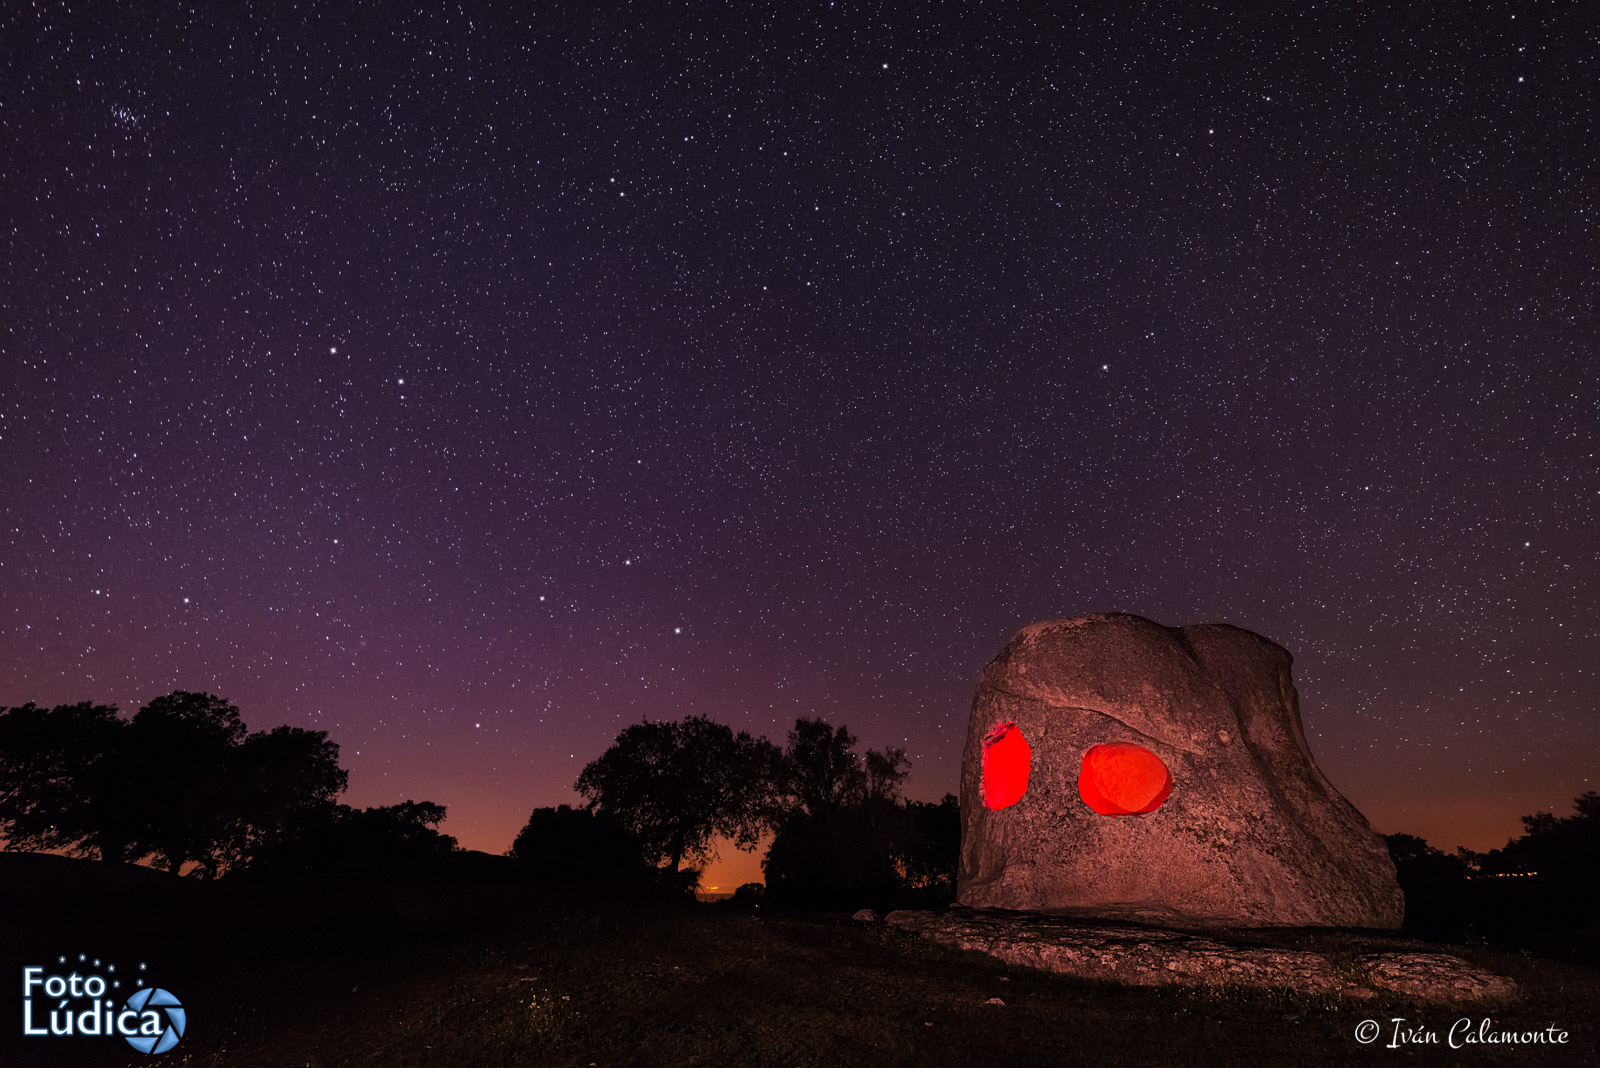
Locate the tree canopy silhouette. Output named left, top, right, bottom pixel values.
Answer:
left=783, top=717, right=911, bottom=816
left=575, top=715, right=785, bottom=875
left=1476, top=791, right=1600, bottom=880
left=247, top=799, right=458, bottom=877
left=763, top=718, right=944, bottom=909
left=1, top=691, right=349, bottom=877
left=508, top=804, right=649, bottom=886
left=0, top=701, right=133, bottom=862
left=572, top=714, right=954, bottom=906
left=786, top=718, right=867, bottom=815
left=1386, top=792, right=1600, bottom=960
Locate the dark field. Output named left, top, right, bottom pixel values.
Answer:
left=2, top=854, right=1596, bottom=1068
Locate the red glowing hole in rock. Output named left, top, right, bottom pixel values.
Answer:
left=1078, top=742, right=1173, bottom=815
left=981, top=722, right=1031, bottom=811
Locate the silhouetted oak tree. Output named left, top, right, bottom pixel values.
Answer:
left=0, top=701, right=136, bottom=862
left=509, top=804, right=649, bottom=886
left=784, top=717, right=909, bottom=815
left=0, top=691, right=347, bottom=878
left=786, top=718, right=867, bottom=815
left=576, top=716, right=785, bottom=875
left=1477, top=791, right=1600, bottom=881
left=247, top=799, right=457, bottom=877
left=124, top=691, right=251, bottom=874
left=764, top=718, right=936, bottom=909
left=214, top=724, right=350, bottom=874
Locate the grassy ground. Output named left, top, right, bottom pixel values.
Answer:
left=2, top=856, right=1596, bottom=1067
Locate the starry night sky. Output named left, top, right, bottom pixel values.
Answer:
left=3, top=3, right=1595, bottom=888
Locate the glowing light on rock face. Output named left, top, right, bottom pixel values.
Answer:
left=982, top=722, right=1031, bottom=810
left=1078, top=742, right=1172, bottom=815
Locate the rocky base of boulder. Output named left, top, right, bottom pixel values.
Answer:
left=1356, top=952, right=1521, bottom=1004
left=885, top=909, right=1518, bottom=1006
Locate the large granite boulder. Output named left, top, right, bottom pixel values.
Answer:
left=957, top=614, right=1402, bottom=928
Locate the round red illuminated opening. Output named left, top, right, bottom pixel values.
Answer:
left=1078, top=742, right=1172, bottom=815
left=981, top=722, right=1031, bottom=811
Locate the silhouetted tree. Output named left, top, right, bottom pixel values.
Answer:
left=784, top=718, right=910, bottom=815
left=212, top=725, right=349, bottom=875
left=764, top=719, right=926, bottom=909
left=117, top=692, right=350, bottom=878
left=576, top=716, right=786, bottom=876
left=1474, top=791, right=1600, bottom=947
left=509, top=804, right=649, bottom=886
left=1386, top=832, right=1473, bottom=882
left=865, top=745, right=912, bottom=801
left=121, top=691, right=249, bottom=873
left=248, top=800, right=457, bottom=877
left=725, top=882, right=765, bottom=910
left=764, top=801, right=911, bottom=908
left=1387, top=796, right=1600, bottom=961
left=0, top=702, right=139, bottom=863
left=346, top=800, right=457, bottom=862
left=1478, top=792, right=1600, bottom=880
left=1384, top=832, right=1473, bottom=940
left=786, top=719, right=866, bottom=815
left=2, top=691, right=350, bottom=878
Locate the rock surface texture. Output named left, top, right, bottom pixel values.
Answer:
left=885, top=911, right=1518, bottom=1005
left=958, top=614, right=1403, bottom=928
left=1357, top=953, right=1520, bottom=1005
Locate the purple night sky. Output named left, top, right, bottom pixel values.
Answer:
left=3, top=3, right=1594, bottom=889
